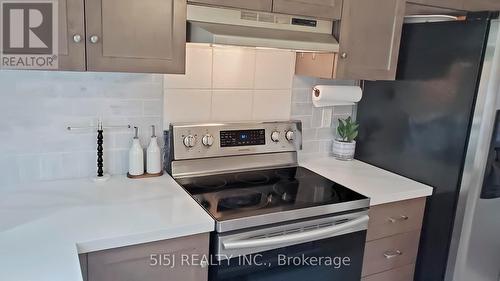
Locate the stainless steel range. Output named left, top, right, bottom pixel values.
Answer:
left=167, top=121, right=370, bottom=281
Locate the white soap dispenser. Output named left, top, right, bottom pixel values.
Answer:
left=146, top=125, right=162, bottom=174
left=128, top=126, right=144, bottom=176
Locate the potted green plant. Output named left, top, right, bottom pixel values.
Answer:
left=332, top=117, right=359, bottom=160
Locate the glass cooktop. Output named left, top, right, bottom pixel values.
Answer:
left=176, top=167, right=368, bottom=223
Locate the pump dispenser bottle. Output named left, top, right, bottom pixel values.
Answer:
left=146, top=125, right=162, bottom=174
left=128, top=127, right=144, bottom=176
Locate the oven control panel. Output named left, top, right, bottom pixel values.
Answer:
left=220, top=129, right=266, bottom=147
left=170, top=121, right=302, bottom=160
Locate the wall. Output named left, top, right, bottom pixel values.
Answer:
left=0, top=71, right=163, bottom=187
left=292, top=76, right=356, bottom=159
left=164, top=44, right=356, bottom=159
left=163, top=44, right=295, bottom=124
left=0, top=45, right=356, bottom=187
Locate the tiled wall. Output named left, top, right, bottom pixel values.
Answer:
left=0, top=45, right=357, bottom=187
left=292, top=76, right=357, bottom=158
left=0, top=71, right=163, bottom=187
left=163, top=44, right=295, bottom=124
left=164, top=44, right=356, bottom=158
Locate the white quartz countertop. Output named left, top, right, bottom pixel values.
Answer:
left=301, top=157, right=434, bottom=206
left=0, top=175, right=214, bottom=281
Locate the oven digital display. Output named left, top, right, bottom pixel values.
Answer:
left=220, top=129, right=266, bottom=147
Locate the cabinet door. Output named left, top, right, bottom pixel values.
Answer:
left=407, top=0, right=464, bottom=9
left=188, top=0, right=273, bottom=12
left=88, top=234, right=209, bottom=281
left=272, top=0, right=343, bottom=20
left=336, top=0, right=406, bottom=80
left=57, top=0, right=85, bottom=71
left=463, top=0, right=500, bottom=11
left=85, top=0, right=186, bottom=73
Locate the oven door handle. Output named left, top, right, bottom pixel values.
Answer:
left=223, top=215, right=369, bottom=250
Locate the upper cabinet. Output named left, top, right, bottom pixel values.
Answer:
left=272, top=0, right=343, bottom=20
left=85, top=0, right=186, bottom=73
left=58, top=0, right=86, bottom=71
left=407, top=0, right=464, bottom=9
left=296, top=0, right=406, bottom=80
left=336, top=0, right=406, bottom=80
left=188, top=0, right=273, bottom=12
left=57, top=0, right=186, bottom=73
left=408, top=0, right=500, bottom=11
left=463, top=0, right=500, bottom=11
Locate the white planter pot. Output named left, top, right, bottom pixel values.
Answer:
left=332, top=140, right=356, bottom=161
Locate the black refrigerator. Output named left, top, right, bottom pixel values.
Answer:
left=356, top=13, right=500, bottom=281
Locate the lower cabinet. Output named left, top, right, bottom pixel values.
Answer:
left=362, top=198, right=426, bottom=281
left=81, top=233, right=209, bottom=281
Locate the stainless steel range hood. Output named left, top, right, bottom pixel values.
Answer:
left=187, top=5, right=339, bottom=52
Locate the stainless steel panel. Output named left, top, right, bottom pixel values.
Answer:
left=171, top=152, right=298, bottom=178
left=445, top=20, right=500, bottom=281
left=214, top=210, right=369, bottom=259
left=170, top=121, right=302, bottom=160
left=215, top=198, right=370, bottom=232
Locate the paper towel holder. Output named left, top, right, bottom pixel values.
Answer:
left=313, top=87, right=321, bottom=98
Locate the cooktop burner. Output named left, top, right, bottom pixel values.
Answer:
left=176, top=167, right=368, bottom=226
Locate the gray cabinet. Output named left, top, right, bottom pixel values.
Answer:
left=463, top=0, right=500, bottom=11
left=295, top=0, right=406, bottom=80
left=407, top=0, right=464, bottom=9
left=57, top=0, right=85, bottom=71
left=272, top=0, right=343, bottom=20
left=336, top=0, right=406, bottom=80
left=87, top=233, right=209, bottom=281
left=85, top=0, right=186, bottom=73
left=188, top=0, right=273, bottom=12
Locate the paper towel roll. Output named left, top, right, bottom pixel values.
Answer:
left=312, top=85, right=363, bottom=107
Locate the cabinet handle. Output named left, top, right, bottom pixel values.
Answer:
left=388, top=215, right=409, bottom=223
left=73, top=34, right=82, bottom=43
left=340, top=52, right=348, bottom=59
left=383, top=250, right=402, bottom=259
left=90, top=35, right=99, bottom=44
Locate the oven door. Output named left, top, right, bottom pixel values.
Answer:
left=210, top=211, right=369, bottom=281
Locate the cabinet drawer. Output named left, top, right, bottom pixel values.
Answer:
left=361, top=264, right=415, bottom=281
left=362, top=231, right=420, bottom=277
left=367, top=198, right=426, bottom=241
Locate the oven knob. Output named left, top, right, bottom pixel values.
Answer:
left=271, top=131, right=280, bottom=142
left=202, top=134, right=214, bottom=147
left=285, top=130, right=294, bottom=141
left=183, top=135, right=196, bottom=148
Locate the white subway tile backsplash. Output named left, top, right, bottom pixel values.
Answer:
left=301, top=141, right=320, bottom=154
left=291, top=102, right=313, bottom=116
left=254, top=50, right=295, bottom=90
left=252, top=90, right=291, bottom=121
left=333, top=105, right=355, bottom=116
left=291, top=76, right=357, bottom=158
left=164, top=89, right=212, bottom=124
left=213, top=47, right=256, bottom=89
left=292, top=88, right=311, bottom=103
left=317, top=127, right=336, bottom=140
left=212, top=90, right=253, bottom=121
left=0, top=71, right=163, bottom=187
left=164, top=45, right=213, bottom=89
left=16, top=154, right=41, bottom=183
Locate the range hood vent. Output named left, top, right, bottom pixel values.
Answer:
left=187, top=5, right=339, bottom=52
